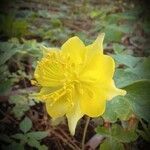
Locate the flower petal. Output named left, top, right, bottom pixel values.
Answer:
left=80, top=85, right=106, bottom=117
left=34, top=52, right=65, bottom=87
left=102, top=80, right=126, bottom=101
left=86, top=33, right=105, bottom=54
left=66, top=102, right=83, bottom=135
left=41, top=46, right=60, bottom=56
left=45, top=95, right=70, bottom=118
left=99, top=55, right=115, bottom=80
left=35, top=86, right=62, bottom=101
left=80, top=54, right=115, bottom=82
left=61, top=36, right=86, bottom=64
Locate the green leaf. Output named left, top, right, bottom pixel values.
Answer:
left=11, top=133, right=25, bottom=140
left=114, top=69, right=141, bottom=88
left=38, top=10, right=51, bottom=18
left=38, top=145, right=48, bottom=150
left=114, top=57, right=150, bottom=88
left=100, top=138, right=124, bottom=150
left=0, top=42, right=20, bottom=65
left=22, top=39, right=42, bottom=57
left=104, top=24, right=132, bottom=33
left=103, top=24, right=133, bottom=42
left=124, top=80, right=150, bottom=122
left=96, top=124, right=138, bottom=143
left=27, top=131, right=49, bottom=140
left=106, top=12, right=137, bottom=21
left=27, top=137, right=40, bottom=148
left=12, top=19, right=28, bottom=37
left=126, top=57, right=150, bottom=79
left=19, top=117, right=32, bottom=133
left=103, top=96, right=133, bottom=122
left=103, top=80, right=150, bottom=123
left=104, top=27, right=123, bottom=42
left=0, top=14, right=28, bottom=38
left=0, top=80, right=12, bottom=94
left=9, top=95, right=30, bottom=119
left=27, top=135, right=48, bottom=150
left=8, top=142, right=25, bottom=150
left=113, top=43, right=125, bottom=54
left=113, top=54, right=142, bottom=68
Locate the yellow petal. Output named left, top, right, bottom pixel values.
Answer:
left=99, top=55, right=115, bottom=80
left=36, top=86, right=61, bottom=101
left=66, top=102, right=83, bottom=135
left=102, top=80, right=126, bottom=101
left=34, top=52, right=65, bottom=87
left=80, top=54, right=115, bottom=82
left=34, top=66, right=63, bottom=87
left=61, top=36, right=86, bottom=64
left=80, top=85, right=106, bottom=117
left=45, top=95, right=70, bottom=118
left=41, top=45, right=60, bottom=56
left=86, top=33, right=105, bottom=54
left=81, top=34, right=114, bottom=82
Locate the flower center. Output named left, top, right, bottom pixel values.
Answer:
left=43, top=52, right=82, bottom=107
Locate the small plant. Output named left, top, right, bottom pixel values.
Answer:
left=0, top=117, right=48, bottom=150
left=0, top=14, right=28, bottom=38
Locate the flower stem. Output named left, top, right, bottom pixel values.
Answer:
left=81, top=117, right=90, bottom=150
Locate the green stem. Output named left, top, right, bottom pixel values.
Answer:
left=81, top=117, right=90, bottom=150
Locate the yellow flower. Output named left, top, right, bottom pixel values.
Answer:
left=34, top=34, right=126, bottom=135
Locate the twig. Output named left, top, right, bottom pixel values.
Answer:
left=57, top=127, right=81, bottom=150
left=50, top=129, right=76, bottom=150
left=82, top=117, right=90, bottom=150
left=55, top=139, right=64, bottom=150
left=0, top=109, right=19, bottom=123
